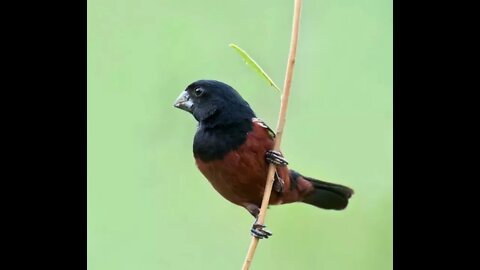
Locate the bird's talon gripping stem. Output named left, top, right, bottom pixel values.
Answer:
left=266, top=150, right=288, bottom=166
left=251, top=223, right=272, bottom=239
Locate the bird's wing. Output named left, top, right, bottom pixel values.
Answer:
left=252, top=118, right=275, bottom=139
left=252, top=117, right=289, bottom=194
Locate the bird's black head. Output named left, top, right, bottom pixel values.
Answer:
left=174, top=80, right=256, bottom=127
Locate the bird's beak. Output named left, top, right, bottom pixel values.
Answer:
left=173, top=91, right=194, bottom=113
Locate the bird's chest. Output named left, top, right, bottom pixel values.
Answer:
left=193, top=128, right=246, bottom=161
left=194, top=128, right=274, bottom=205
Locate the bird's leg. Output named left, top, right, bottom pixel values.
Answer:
left=245, top=204, right=273, bottom=239
left=273, top=171, right=284, bottom=193
left=266, top=150, right=287, bottom=193
left=251, top=219, right=272, bottom=239
left=266, top=150, right=288, bottom=166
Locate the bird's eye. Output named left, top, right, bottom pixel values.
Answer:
left=194, top=87, right=204, bottom=97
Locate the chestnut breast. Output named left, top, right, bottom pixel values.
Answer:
left=195, top=120, right=290, bottom=206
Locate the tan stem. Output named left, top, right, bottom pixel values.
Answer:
left=241, top=0, right=302, bottom=269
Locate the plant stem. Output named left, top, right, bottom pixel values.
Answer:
left=241, top=0, right=302, bottom=269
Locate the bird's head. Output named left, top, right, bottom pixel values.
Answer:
left=174, top=80, right=255, bottom=126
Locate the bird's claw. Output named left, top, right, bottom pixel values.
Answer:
left=251, top=223, right=272, bottom=239
left=266, top=150, right=288, bottom=166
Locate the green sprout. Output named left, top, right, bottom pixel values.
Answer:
left=229, top=43, right=281, bottom=93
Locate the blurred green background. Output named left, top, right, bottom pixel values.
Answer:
left=87, top=0, right=392, bottom=269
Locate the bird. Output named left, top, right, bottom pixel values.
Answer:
left=173, top=79, right=353, bottom=239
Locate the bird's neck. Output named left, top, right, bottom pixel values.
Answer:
left=193, top=118, right=253, bottom=161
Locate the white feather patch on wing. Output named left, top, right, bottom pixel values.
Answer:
left=252, top=118, right=276, bottom=139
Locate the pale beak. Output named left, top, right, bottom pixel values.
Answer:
left=173, top=91, right=193, bottom=113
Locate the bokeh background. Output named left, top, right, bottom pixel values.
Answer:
left=87, top=0, right=392, bottom=269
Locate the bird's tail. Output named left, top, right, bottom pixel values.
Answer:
left=292, top=171, right=354, bottom=210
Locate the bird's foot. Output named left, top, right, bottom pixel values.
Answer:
left=266, top=150, right=288, bottom=166
left=251, top=223, right=272, bottom=239
left=273, top=171, right=285, bottom=193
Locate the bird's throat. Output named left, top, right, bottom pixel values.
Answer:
left=193, top=120, right=253, bottom=161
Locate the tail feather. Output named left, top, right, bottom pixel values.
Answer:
left=291, top=171, right=354, bottom=210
